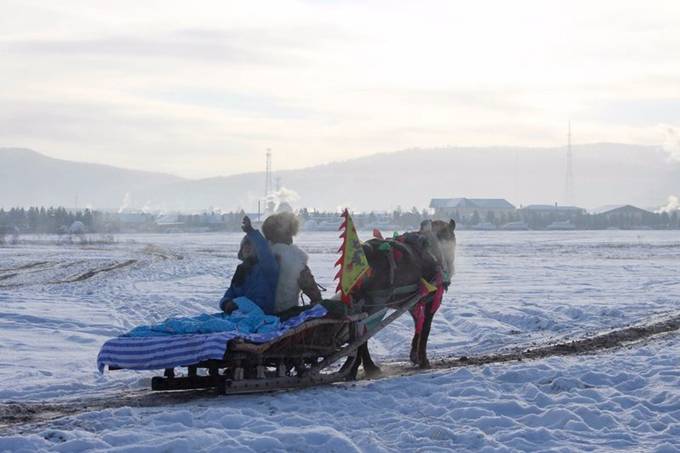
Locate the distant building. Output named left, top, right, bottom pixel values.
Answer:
left=155, top=214, right=184, bottom=226
left=155, top=214, right=184, bottom=231
left=519, top=204, right=586, bottom=216
left=590, top=205, right=656, bottom=228
left=117, top=212, right=150, bottom=225
left=303, top=216, right=342, bottom=231
left=198, top=212, right=224, bottom=225
left=546, top=220, right=576, bottom=230
left=430, top=198, right=515, bottom=224
left=107, top=212, right=154, bottom=232
left=502, top=221, right=529, bottom=231
left=469, top=222, right=497, bottom=231
left=363, top=212, right=399, bottom=232
left=518, top=204, right=586, bottom=229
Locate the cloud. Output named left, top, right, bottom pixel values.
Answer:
left=142, top=89, right=322, bottom=120
left=662, top=126, right=680, bottom=162
left=582, top=99, right=680, bottom=126
left=3, top=29, right=304, bottom=65
left=3, top=0, right=680, bottom=179
left=1, top=22, right=350, bottom=66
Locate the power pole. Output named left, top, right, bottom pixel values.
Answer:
left=264, top=149, right=273, bottom=198
left=514, top=150, right=519, bottom=207
left=565, top=121, right=574, bottom=205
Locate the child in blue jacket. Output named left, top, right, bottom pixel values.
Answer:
left=219, top=216, right=279, bottom=315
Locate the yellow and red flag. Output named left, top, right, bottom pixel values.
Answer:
left=335, top=209, right=370, bottom=304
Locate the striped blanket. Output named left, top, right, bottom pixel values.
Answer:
left=97, top=304, right=327, bottom=372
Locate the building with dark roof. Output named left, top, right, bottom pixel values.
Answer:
left=430, top=198, right=515, bottom=224
left=520, top=204, right=586, bottom=215
left=590, top=204, right=656, bottom=227
left=518, top=204, right=586, bottom=229
left=590, top=205, right=652, bottom=216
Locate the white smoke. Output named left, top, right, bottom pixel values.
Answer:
left=662, top=127, right=680, bottom=162
left=657, top=195, right=680, bottom=213
left=118, top=192, right=132, bottom=213
left=267, top=187, right=300, bottom=204
left=262, top=186, right=300, bottom=215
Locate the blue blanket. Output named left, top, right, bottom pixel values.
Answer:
left=97, top=303, right=327, bottom=372
left=125, top=297, right=280, bottom=337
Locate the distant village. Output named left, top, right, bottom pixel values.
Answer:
left=1, top=197, right=679, bottom=242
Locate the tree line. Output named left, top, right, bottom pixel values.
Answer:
left=0, top=207, right=99, bottom=235
left=1, top=205, right=679, bottom=237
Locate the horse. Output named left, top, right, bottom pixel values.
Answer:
left=348, top=219, right=456, bottom=378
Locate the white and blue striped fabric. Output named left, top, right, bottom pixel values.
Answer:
left=97, top=305, right=327, bottom=372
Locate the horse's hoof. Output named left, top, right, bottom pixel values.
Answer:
left=364, top=366, right=382, bottom=379
left=345, top=371, right=358, bottom=381
left=418, top=360, right=431, bottom=370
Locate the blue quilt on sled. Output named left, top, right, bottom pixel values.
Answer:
left=97, top=300, right=327, bottom=372
left=125, top=297, right=281, bottom=337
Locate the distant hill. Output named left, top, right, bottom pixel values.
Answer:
left=131, top=143, right=680, bottom=211
left=2, top=144, right=679, bottom=211
left=0, top=148, right=184, bottom=210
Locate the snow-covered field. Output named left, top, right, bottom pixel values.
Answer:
left=1, top=230, right=680, bottom=451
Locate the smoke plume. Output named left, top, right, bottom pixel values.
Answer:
left=657, top=195, right=680, bottom=213
left=118, top=193, right=132, bottom=213
left=266, top=187, right=300, bottom=205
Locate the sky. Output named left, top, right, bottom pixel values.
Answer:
left=2, top=0, right=680, bottom=178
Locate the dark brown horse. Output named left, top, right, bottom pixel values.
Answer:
left=348, top=219, right=456, bottom=378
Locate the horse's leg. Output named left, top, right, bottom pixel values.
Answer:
left=409, top=310, right=420, bottom=364
left=347, top=347, right=362, bottom=380
left=410, top=333, right=420, bottom=364
left=418, top=306, right=434, bottom=369
left=359, top=342, right=382, bottom=378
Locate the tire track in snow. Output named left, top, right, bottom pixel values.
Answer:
left=0, top=261, right=50, bottom=273
left=2, top=311, right=680, bottom=433
left=50, top=260, right=138, bottom=284
left=382, top=310, right=680, bottom=377
left=0, top=259, right=136, bottom=288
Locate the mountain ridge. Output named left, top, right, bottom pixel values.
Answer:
left=1, top=144, right=678, bottom=211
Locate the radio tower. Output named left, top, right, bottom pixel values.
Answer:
left=564, top=121, right=574, bottom=205
left=264, top=149, right=273, bottom=198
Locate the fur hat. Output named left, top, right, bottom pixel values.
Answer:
left=262, top=212, right=300, bottom=244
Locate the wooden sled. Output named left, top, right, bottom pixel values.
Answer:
left=138, top=290, right=426, bottom=395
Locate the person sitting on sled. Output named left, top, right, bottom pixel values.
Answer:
left=262, top=211, right=322, bottom=318
left=219, top=216, right=279, bottom=315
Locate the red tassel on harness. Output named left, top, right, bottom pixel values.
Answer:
left=413, top=272, right=445, bottom=334
left=430, top=272, right=445, bottom=314
left=413, top=301, right=426, bottom=334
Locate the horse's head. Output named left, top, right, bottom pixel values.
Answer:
left=420, top=219, right=456, bottom=287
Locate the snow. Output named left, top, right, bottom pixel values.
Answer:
left=1, top=230, right=680, bottom=451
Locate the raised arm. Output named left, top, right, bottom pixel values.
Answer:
left=246, top=229, right=279, bottom=287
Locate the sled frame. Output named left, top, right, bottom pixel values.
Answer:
left=147, top=291, right=425, bottom=394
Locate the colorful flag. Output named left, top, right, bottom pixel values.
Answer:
left=335, top=209, right=370, bottom=304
